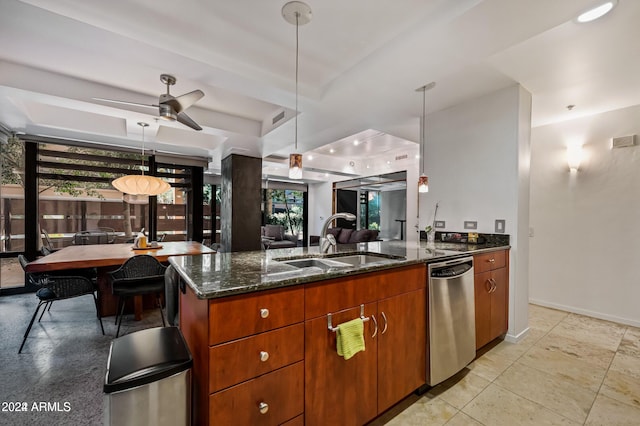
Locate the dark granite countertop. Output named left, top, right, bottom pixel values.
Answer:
left=169, top=240, right=510, bottom=300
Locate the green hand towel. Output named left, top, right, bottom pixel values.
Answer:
left=336, top=318, right=365, bottom=360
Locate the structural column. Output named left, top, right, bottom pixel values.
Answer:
left=220, top=154, right=262, bottom=252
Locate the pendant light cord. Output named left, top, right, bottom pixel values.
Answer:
left=141, top=125, right=145, bottom=176
left=421, top=88, right=426, bottom=174
left=295, top=12, right=299, bottom=152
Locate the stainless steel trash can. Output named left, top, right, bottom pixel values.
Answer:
left=104, top=326, right=192, bottom=426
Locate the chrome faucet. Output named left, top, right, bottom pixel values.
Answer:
left=319, top=213, right=356, bottom=253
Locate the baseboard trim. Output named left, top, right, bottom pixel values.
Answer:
left=529, top=298, right=640, bottom=328
left=505, top=327, right=530, bottom=343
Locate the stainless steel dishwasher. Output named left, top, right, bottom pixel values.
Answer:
left=427, top=256, right=475, bottom=386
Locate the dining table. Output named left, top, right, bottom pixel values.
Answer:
left=26, top=241, right=215, bottom=319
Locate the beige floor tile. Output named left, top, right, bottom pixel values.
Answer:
left=466, top=352, right=514, bottom=382
left=548, top=314, right=626, bottom=352
left=385, top=395, right=458, bottom=426
left=494, top=362, right=597, bottom=423
left=609, top=352, right=640, bottom=379
left=535, top=332, right=616, bottom=369
left=585, top=394, right=640, bottom=426
left=529, top=305, right=569, bottom=332
left=444, top=411, right=484, bottom=426
left=618, top=326, right=640, bottom=357
left=462, top=384, right=579, bottom=425
left=519, top=346, right=607, bottom=392
left=600, top=368, right=640, bottom=409
left=486, top=329, right=546, bottom=361
left=427, top=369, right=491, bottom=410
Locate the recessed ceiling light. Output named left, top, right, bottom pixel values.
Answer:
left=576, top=1, right=616, bottom=23
left=386, top=160, right=391, bottom=165
left=329, top=148, right=335, bottom=154
left=353, top=139, right=359, bottom=146
left=307, top=155, right=313, bottom=160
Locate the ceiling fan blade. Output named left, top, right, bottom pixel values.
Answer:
left=162, top=90, right=204, bottom=113
left=92, top=97, right=158, bottom=109
left=176, top=111, right=202, bottom=131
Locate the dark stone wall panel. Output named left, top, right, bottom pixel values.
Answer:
left=221, top=155, right=262, bottom=252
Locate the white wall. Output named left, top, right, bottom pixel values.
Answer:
left=420, top=85, right=531, bottom=341
left=529, top=104, right=640, bottom=327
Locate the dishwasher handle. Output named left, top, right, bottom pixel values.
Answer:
left=430, top=257, right=474, bottom=278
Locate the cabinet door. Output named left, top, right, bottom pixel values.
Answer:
left=474, top=270, right=493, bottom=349
left=490, top=267, right=508, bottom=340
left=377, top=288, right=426, bottom=413
left=304, top=303, right=378, bottom=426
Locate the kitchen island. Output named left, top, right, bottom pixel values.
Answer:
left=169, top=240, right=509, bottom=425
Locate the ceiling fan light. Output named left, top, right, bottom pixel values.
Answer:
left=159, top=104, right=177, bottom=121
left=289, top=153, right=303, bottom=179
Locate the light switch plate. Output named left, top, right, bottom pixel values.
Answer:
left=495, top=219, right=505, bottom=233
left=464, top=221, right=477, bottom=230
left=434, top=220, right=446, bottom=228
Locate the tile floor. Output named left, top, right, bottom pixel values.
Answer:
left=381, top=305, right=640, bottom=425
left=1, top=293, right=638, bottom=425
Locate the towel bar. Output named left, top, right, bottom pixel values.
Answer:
left=327, top=304, right=370, bottom=332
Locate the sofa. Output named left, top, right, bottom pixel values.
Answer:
left=261, top=224, right=298, bottom=249
left=309, top=227, right=380, bottom=246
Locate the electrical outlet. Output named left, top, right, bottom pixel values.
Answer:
left=434, top=220, right=445, bottom=228
left=463, top=221, right=477, bottom=230
left=495, top=219, right=505, bottom=233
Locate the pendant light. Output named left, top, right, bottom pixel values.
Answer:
left=282, top=1, right=312, bottom=180
left=112, top=122, right=171, bottom=204
left=416, top=82, right=436, bottom=193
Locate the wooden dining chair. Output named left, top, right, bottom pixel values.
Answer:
left=108, top=255, right=167, bottom=337
left=18, top=255, right=104, bottom=353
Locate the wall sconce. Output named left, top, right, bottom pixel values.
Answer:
left=567, top=145, right=584, bottom=172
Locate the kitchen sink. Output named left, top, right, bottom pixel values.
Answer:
left=324, top=253, right=405, bottom=266
left=276, top=252, right=405, bottom=270
left=279, top=258, right=351, bottom=271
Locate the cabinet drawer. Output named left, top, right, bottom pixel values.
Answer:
left=209, top=286, right=304, bottom=345
left=209, top=324, right=304, bottom=392
left=474, top=250, right=506, bottom=273
left=305, top=265, right=424, bottom=320
left=209, top=362, right=304, bottom=426
left=377, top=264, right=426, bottom=300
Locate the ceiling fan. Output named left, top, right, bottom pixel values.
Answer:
left=94, top=74, right=204, bottom=131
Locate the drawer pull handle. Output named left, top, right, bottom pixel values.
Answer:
left=260, top=308, right=269, bottom=319
left=488, top=258, right=495, bottom=263
left=260, top=351, right=269, bottom=362
left=258, top=402, right=269, bottom=414
left=485, top=279, right=492, bottom=293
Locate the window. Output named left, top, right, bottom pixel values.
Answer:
left=0, top=135, right=25, bottom=253
left=37, top=143, right=147, bottom=248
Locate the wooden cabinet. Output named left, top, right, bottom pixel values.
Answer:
left=377, top=288, right=426, bottom=412
left=473, top=250, right=509, bottom=349
left=304, top=264, right=426, bottom=426
left=180, top=263, right=427, bottom=425
left=304, top=302, right=379, bottom=426
left=180, top=286, right=304, bottom=425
